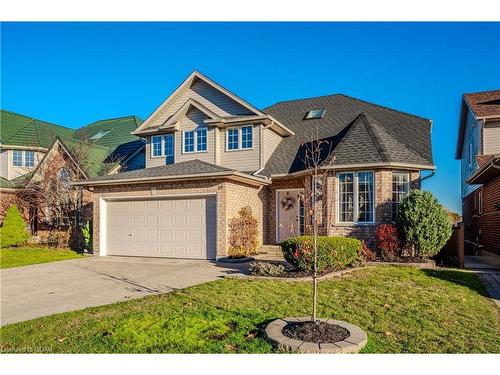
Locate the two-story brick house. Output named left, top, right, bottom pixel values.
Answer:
left=455, top=90, right=500, bottom=256
left=75, top=71, right=435, bottom=260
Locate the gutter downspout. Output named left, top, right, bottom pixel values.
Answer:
left=419, top=169, right=436, bottom=184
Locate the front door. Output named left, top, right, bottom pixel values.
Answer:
left=276, top=189, right=304, bottom=243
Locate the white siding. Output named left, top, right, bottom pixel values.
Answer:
left=145, top=78, right=253, bottom=131
left=0, top=149, right=8, bottom=179
left=262, top=127, right=283, bottom=165
left=219, top=124, right=261, bottom=172
left=461, top=110, right=482, bottom=198
left=483, top=120, right=500, bottom=154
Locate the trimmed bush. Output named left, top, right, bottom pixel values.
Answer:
left=249, top=262, right=285, bottom=277
left=228, top=206, right=259, bottom=258
left=376, top=224, right=400, bottom=260
left=281, top=236, right=361, bottom=273
left=396, top=190, right=452, bottom=258
left=0, top=205, right=30, bottom=247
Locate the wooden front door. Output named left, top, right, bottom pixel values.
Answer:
left=276, top=189, right=304, bottom=243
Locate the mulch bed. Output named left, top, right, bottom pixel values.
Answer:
left=282, top=321, right=350, bottom=343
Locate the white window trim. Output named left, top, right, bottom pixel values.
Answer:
left=150, top=135, right=163, bottom=158
left=391, top=171, right=410, bottom=222
left=182, top=128, right=208, bottom=155
left=336, top=171, right=375, bottom=225
left=196, top=127, right=208, bottom=152
left=24, top=150, right=35, bottom=167
left=151, top=134, right=175, bottom=158
left=225, top=125, right=254, bottom=152
left=12, top=150, right=24, bottom=167
left=163, top=134, right=175, bottom=158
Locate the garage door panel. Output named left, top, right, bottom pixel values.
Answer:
left=106, top=196, right=216, bottom=259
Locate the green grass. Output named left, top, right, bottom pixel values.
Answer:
left=0, top=266, right=498, bottom=353
left=0, top=246, right=83, bottom=269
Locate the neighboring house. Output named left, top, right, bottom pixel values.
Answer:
left=75, top=71, right=435, bottom=260
left=0, top=110, right=145, bottom=230
left=455, top=90, right=500, bottom=256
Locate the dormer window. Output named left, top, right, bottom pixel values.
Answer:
left=226, top=125, right=253, bottom=151
left=304, top=108, right=326, bottom=120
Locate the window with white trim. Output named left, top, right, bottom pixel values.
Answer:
left=24, top=151, right=35, bottom=167
left=227, top=128, right=239, bottom=150
left=12, top=150, right=23, bottom=167
left=392, top=171, right=410, bottom=221
left=151, top=136, right=162, bottom=157
left=196, top=128, right=207, bottom=152
left=183, top=131, right=195, bottom=153
left=241, top=126, right=253, bottom=149
left=226, top=125, right=253, bottom=151
left=337, top=171, right=375, bottom=224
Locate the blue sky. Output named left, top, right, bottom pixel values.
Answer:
left=2, top=22, right=499, bottom=213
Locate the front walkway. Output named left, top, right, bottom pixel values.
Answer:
left=0, top=256, right=246, bottom=326
left=464, top=250, right=500, bottom=307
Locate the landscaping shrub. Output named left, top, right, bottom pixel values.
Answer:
left=227, top=206, right=259, bottom=258
left=376, top=224, right=400, bottom=260
left=281, top=236, right=361, bottom=273
left=249, top=262, right=285, bottom=277
left=0, top=205, right=30, bottom=247
left=361, top=241, right=376, bottom=261
left=68, top=225, right=85, bottom=252
left=82, top=220, right=92, bottom=250
left=396, top=190, right=452, bottom=258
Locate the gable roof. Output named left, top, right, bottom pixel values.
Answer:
left=0, top=110, right=74, bottom=148
left=133, top=71, right=265, bottom=135
left=261, top=94, right=433, bottom=176
left=456, top=90, right=500, bottom=159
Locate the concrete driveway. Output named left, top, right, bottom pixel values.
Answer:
left=0, top=256, right=246, bottom=326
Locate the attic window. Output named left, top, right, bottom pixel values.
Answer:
left=304, top=108, right=326, bottom=120
left=89, top=130, right=110, bottom=141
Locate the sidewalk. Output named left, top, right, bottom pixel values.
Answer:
left=464, top=250, right=500, bottom=307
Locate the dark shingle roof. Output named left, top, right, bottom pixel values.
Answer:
left=262, top=94, right=433, bottom=175
left=82, top=159, right=233, bottom=183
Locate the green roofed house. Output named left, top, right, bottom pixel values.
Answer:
left=0, top=110, right=144, bottom=229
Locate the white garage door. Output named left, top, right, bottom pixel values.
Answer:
left=105, top=196, right=216, bottom=259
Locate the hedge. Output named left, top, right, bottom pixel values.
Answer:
left=0, top=205, right=30, bottom=248
left=281, top=236, right=362, bottom=273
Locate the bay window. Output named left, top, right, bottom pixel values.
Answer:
left=392, top=172, right=410, bottom=221
left=183, top=128, right=207, bottom=154
left=183, top=131, right=195, bottom=153
left=241, top=126, right=253, bottom=149
left=24, top=151, right=35, bottom=167
left=196, top=128, right=207, bottom=152
left=338, top=171, right=374, bottom=224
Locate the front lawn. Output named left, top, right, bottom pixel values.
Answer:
left=0, top=246, right=83, bottom=269
left=0, top=266, right=498, bottom=353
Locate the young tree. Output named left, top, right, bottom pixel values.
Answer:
left=296, top=126, right=334, bottom=322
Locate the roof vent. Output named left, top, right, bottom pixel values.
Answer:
left=304, top=108, right=325, bottom=120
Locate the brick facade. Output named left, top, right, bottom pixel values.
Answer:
left=87, top=168, right=422, bottom=258
left=91, top=178, right=265, bottom=257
